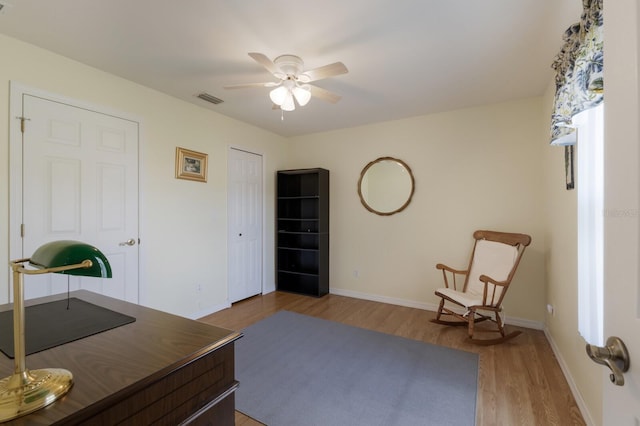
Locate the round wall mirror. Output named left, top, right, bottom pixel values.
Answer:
left=357, top=157, right=415, bottom=216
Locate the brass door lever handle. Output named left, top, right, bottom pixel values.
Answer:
left=586, top=336, right=630, bottom=386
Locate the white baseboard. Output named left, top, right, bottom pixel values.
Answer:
left=331, top=287, right=437, bottom=311
left=329, top=287, right=545, bottom=330
left=190, top=288, right=275, bottom=320
left=189, top=301, right=231, bottom=320
left=502, top=310, right=544, bottom=330
left=543, top=327, right=595, bottom=426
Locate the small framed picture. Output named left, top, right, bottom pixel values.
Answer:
left=565, top=145, right=574, bottom=190
left=175, top=147, right=208, bottom=183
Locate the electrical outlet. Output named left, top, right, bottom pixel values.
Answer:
left=546, top=304, right=555, bottom=316
left=353, top=270, right=359, bottom=278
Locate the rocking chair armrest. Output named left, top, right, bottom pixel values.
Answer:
left=478, top=274, right=509, bottom=307
left=436, top=264, right=468, bottom=290
left=436, top=263, right=468, bottom=275
left=478, top=274, right=508, bottom=287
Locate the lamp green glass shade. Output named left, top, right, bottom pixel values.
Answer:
left=28, top=240, right=112, bottom=278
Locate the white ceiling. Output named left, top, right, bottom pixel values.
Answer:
left=0, top=0, right=581, bottom=137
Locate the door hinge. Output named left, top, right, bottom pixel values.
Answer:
left=20, top=224, right=25, bottom=238
left=16, top=116, right=31, bottom=133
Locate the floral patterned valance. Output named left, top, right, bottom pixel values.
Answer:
left=550, top=0, right=603, bottom=145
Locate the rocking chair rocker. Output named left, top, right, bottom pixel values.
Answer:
left=431, top=230, right=531, bottom=345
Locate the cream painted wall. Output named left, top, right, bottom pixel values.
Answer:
left=541, top=80, right=601, bottom=425
left=288, top=98, right=547, bottom=324
left=0, top=34, right=290, bottom=317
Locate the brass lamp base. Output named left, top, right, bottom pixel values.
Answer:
left=0, top=368, right=73, bottom=421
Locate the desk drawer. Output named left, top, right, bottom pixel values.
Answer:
left=79, top=343, right=236, bottom=425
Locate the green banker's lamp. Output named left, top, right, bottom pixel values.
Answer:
left=0, top=240, right=112, bottom=421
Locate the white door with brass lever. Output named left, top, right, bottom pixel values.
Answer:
left=601, top=2, right=640, bottom=423
left=586, top=337, right=630, bottom=386
left=13, top=87, right=140, bottom=305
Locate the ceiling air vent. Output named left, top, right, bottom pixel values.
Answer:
left=197, top=93, right=224, bottom=105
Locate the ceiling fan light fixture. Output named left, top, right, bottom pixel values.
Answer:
left=230, top=52, right=347, bottom=114
left=281, top=92, right=296, bottom=111
left=269, top=86, right=288, bottom=106
left=292, top=85, right=311, bottom=107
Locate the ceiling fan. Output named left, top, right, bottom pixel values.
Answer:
left=224, top=52, right=348, bottom=112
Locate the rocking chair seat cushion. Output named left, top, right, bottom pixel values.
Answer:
left=435, top=287, right=483, bottom=309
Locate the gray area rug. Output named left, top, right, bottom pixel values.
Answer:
left=236, top=311, right=478, bottom=426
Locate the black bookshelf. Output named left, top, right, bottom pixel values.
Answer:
left=276, top=168, right=329, bottom=297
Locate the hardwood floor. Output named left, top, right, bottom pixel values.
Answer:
left=200, top=291, right=585, bottom=426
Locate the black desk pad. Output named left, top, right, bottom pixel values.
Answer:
left=0, top=297, right=136, bottom=358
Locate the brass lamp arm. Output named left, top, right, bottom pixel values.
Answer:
left=11, top=259, right=93, bottom=275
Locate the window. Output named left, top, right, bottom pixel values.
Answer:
left=575, top=103, right=604, bottom=346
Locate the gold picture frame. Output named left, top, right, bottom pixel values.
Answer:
left=175, top=147, right=208, bottom=182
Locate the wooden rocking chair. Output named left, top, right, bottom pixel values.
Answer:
left=431, top=230, right=531, bottom=345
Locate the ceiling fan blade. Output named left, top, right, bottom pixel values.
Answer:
left=309, top=85, right=342, bottom=103
left=224, top=82, right=280, bottom=90
left=299, top=62, right=348, bottom=83
left=248, top=52, right=285, bottom=78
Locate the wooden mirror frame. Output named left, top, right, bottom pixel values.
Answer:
left=357, top=156, right=415, bottom=216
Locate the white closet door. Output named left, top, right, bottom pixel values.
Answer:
left=228, top=148, right=263, bottom=303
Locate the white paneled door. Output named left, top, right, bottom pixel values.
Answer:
left=227, top=148, right=263, bottom=303
left=17, top=93, right=139, bottom=303
left=599, top=0, right=640, bottom=423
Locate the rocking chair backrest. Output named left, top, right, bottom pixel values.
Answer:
left=463, top=230, right=531, bottom=307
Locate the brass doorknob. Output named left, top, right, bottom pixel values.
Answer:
left=586, top=336, right=630, bottom=386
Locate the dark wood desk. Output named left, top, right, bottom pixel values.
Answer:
left=0, top=290, right=241, bottom=425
